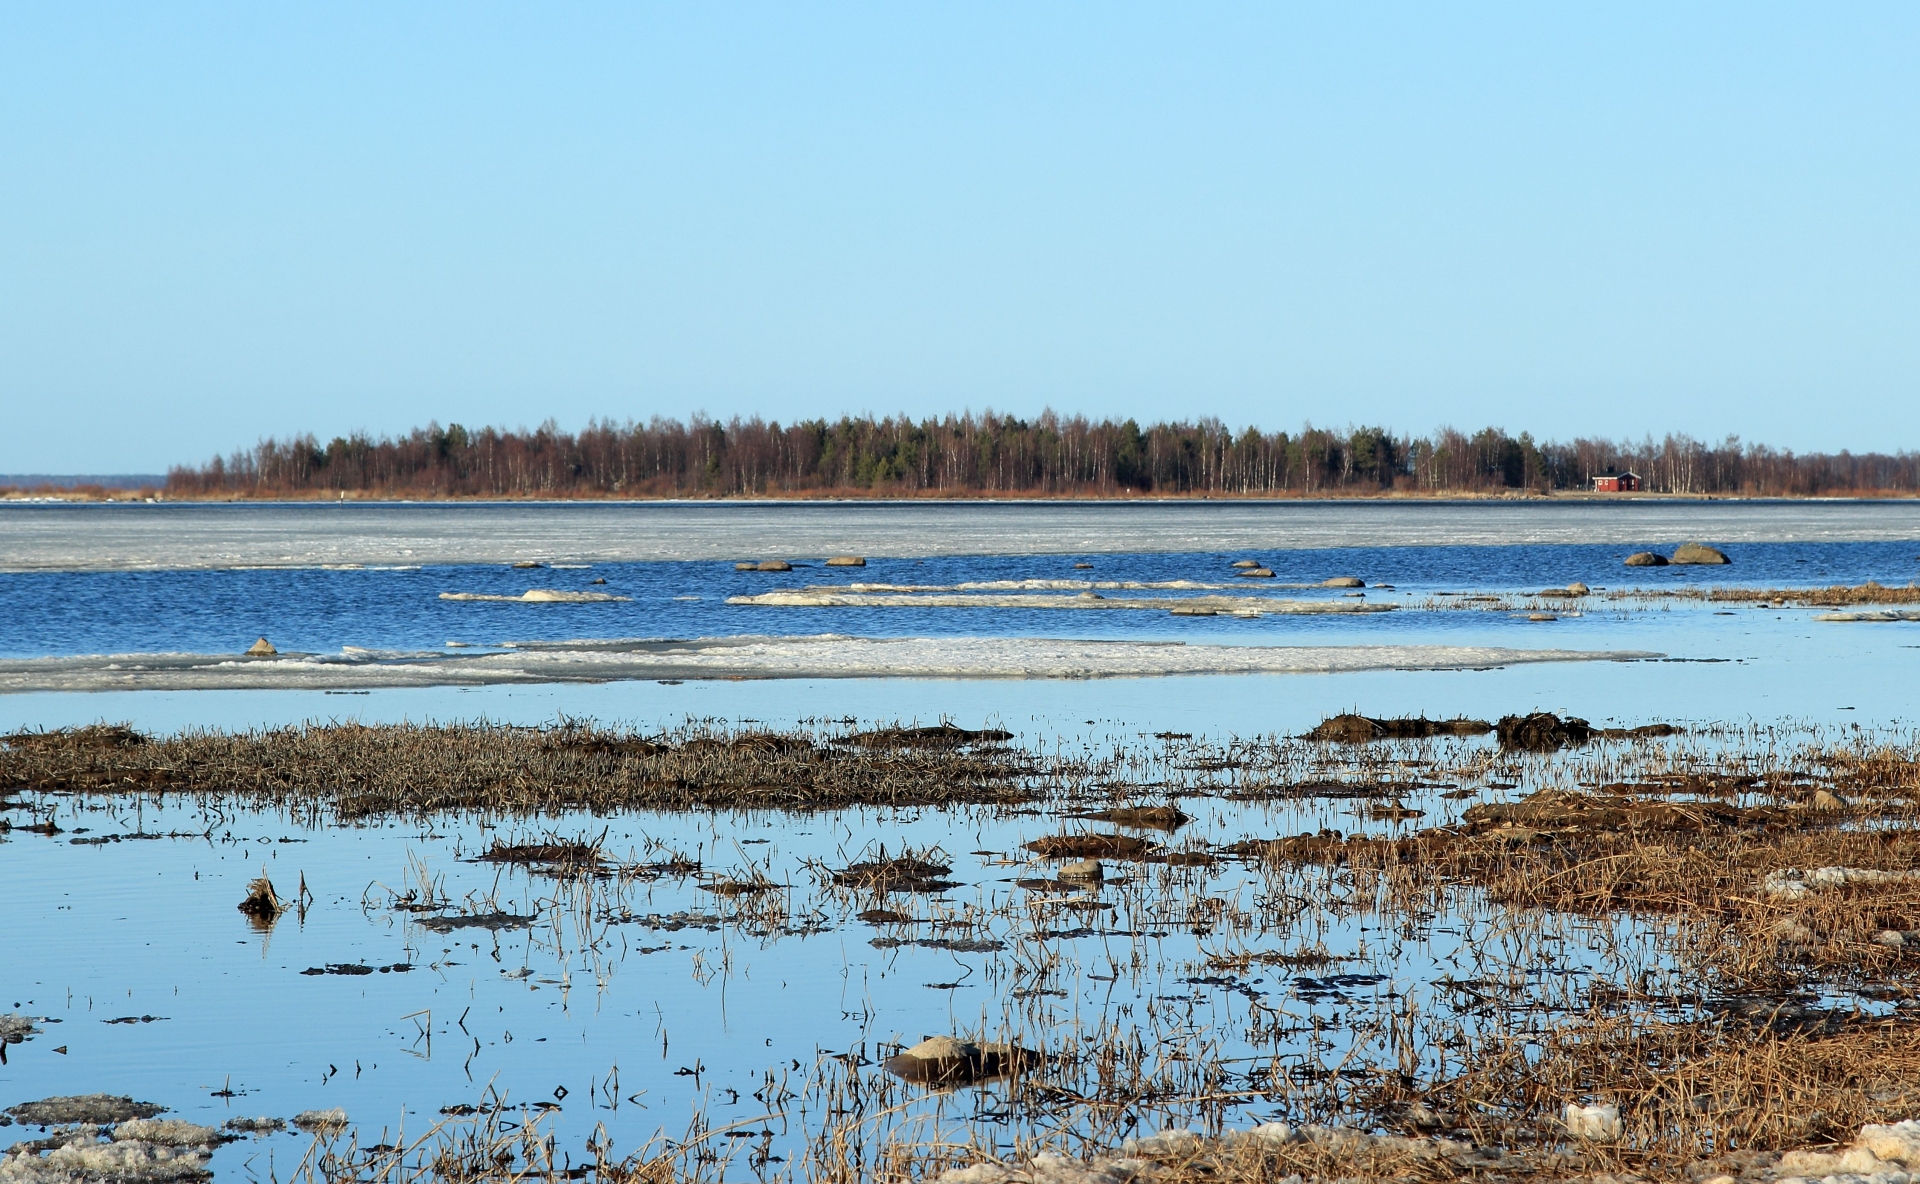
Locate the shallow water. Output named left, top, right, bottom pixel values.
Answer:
left=1, top=740, right=1683, bottom=1177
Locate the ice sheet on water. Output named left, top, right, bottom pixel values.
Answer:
left=0, top=634, right=1660, bottom=693
left=6, top=500, right=1919, bottom=571
left=729, top=590, right=1391, bottom=613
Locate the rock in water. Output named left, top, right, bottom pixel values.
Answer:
left=1566, top=581, right=1591, bottom=595
left=1671, top=542, right=1730, bottom=565
left=755, top=560, right=793, bottom=572
left=1230, top=559, right=1262, bottom=569
left=824, top=556, right=866, bottom=567
left=884, top=1037, right=981, bottom=1085
left=1321, top=577, right=1365, bottom=587
left=246, top=637, right=277, bottom=656
left=1623, top=552, right=1669, bottom=567
left=881, top=1037, right=1040, bottom=1086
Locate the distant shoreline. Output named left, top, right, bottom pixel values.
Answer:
left=8, top=487, right=1920, bottom=505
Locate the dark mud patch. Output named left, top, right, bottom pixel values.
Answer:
left=841, top=725, right=1013, bottom=749
left=300, top=963, right=414, bottom=976
left=832, top=853, right=957, bottom=894
left=1305, top=714, right=1493, bottom=742
left=1074, top=805, right=1190, bottom=831
left=477, top=837, right=607, bottom=875
left=1023, top=833, right=1153, bottom=860
left=869, top=936, right=1006, bottom=953
left=414, top=911, right=535, bottom=933
left=1496, top=713, right=1680, bottom=751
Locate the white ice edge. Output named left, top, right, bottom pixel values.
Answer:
left=727, top=591, right=1390, bottom=612
left=0, top=635, right=1664, bottom=693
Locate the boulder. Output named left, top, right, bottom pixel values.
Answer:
left=882, top=1037, right=1040, bottom=1086
left=1321, top=577, right=1365, bottom=588
left=755, top=560, right=793, bottom=572
left=825, top=556, right=867, bottom=567
left=1624, top=552, right=1668, bottom=567
left=734, top=562, right=757, bottom=571
left=1671, top=542, right=1730, bottom=565
left=246, top=637, right=276, bottom=656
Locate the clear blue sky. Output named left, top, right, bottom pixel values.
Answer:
left=3, top=4, right=1916, bottom=472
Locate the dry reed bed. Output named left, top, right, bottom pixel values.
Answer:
left=1598, top=581, right=1920, bottom=606
left=0, top=721, right=1031, bottom=817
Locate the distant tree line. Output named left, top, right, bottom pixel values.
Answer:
left=162, top=412, right=1920, bottom=499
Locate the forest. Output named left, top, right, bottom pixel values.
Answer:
left=160, top=413, right=1920, bottom=499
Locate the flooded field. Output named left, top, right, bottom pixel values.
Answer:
left=8, top=716, right=1920, bottom=1183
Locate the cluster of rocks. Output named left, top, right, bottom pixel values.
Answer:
left=1625, top=543, right=1730, bottom=566
left=930, top=1121, right=1507, bottom=1184
left=927, top=1117, right=1920, bottom=1184
left=0, top=1096, right=353, bottom=1184
left=1227, top=560, right=1366, bottom=586
left=735, top=556, right=866, bottom=571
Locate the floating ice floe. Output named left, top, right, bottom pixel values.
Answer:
left=438, top=590, right=630, bottom=604
left=0, top=636, right=1662, bottom=693
left=727, top=589, right=1392, bottom=614
left=1762, top=867, right=1920, bottom=899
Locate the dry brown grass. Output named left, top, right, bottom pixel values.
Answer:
left=0, top=720, right=1029, bottom=818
